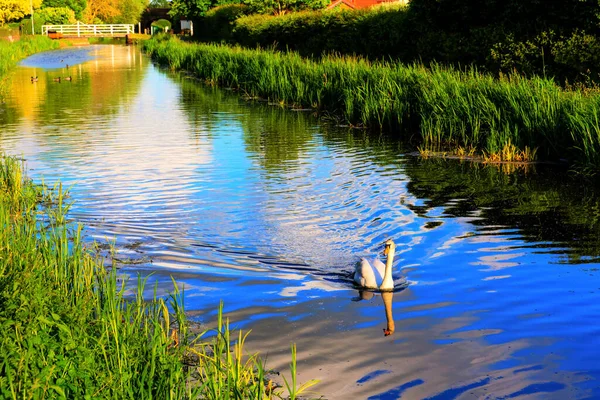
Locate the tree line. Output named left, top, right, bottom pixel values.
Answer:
left=0, top=0, right=153, bottom=25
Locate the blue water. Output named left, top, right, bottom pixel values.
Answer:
left=1, top=45, right=600, bottom=399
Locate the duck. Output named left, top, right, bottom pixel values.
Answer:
left=354, top=239, right=396, bottom=291
left=64, top=76, right=72, bottom=81
left=53, top=77, right=61, bottom=82
left=30, top=76, right=38, bottom=82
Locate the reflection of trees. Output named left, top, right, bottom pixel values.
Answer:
left=402, top=157, right=600, bottom=263
left=164, top=70, right=600, bottom=264
left=9, top=46, right=147, bottom=130
left=241, top=107, right=316, bottom=173
left=176, top=77, right=317, bottom=174
left=38, top=46, right=148, bottom=123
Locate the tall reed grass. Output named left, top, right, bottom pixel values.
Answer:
left=0, top=156, right=316, bottom=399
left=143, top=35, right=600, bottom=168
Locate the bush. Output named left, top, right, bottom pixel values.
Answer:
left=37, top=6, right=76, bottom=25
left=197, top=4, right=251, bottom=42
left=151, top=18, right=172, bottom=29
left=232, top=4, right=410, bottom=58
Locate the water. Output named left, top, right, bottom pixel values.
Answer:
left=2, top=45, right=600, bottom=399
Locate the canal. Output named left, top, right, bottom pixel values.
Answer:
left=2, top=45, right=600, bottom=399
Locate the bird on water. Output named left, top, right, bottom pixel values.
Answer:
left=354, top=239, right=396, bottom=291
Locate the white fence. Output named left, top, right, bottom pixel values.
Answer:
left=42, top=22, right=134, bottom=37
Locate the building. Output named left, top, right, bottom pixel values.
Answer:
left=327, top=0, right=408, bottom=10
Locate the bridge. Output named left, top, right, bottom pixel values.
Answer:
left=42, top=22, right=135, bottom=38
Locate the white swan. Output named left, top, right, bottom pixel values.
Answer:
left=354, top=239, right=396, bottom=291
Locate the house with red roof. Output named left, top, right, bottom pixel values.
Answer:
left=327, top=0, right=407, bottom=9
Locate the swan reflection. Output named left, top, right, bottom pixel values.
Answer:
left=357, top=290, right=395, bottom=337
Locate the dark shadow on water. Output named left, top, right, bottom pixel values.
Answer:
left=367, top=379, right=425, bottom=400
left=424, top=377, right=491, bottom=399
left=357, top=369, right=392, bottom=384
left=500, top=381, right=566, bottom=399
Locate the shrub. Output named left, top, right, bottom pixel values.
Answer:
left=198, top=4, right=251, bottom=42
left=232, top=4, right=410, bottom=58
left=37, top=6, right=76, bottom=25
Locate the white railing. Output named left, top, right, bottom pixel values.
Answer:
left=42, top=21, right=134, bottom=37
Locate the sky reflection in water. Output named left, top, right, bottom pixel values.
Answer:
left=1, top=45, right=600, bottom=399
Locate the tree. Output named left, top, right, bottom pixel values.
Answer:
left=0, top=0, right=42, bottom=24
left=168, top=0, right=236, bottom=18
left=82, top=0, right=119, bottom=22
left=37, top=6, right=76, bottom=23
left=149, top=0, right=170, bottom=7
left=241, top=0, right=328, bottom=15
left=41, top=0, right=86, bottom=20
left=114, top=0, right=146, bottom=23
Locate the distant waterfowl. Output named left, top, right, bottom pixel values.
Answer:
left=354, top=239, right=396, bottom=291
left=64, top=76, right=72, bottom=81
left=30, top=76, right=38, bottom=82
left=53, top=77, right=61, bottom=83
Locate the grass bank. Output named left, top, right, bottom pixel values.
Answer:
left=0, top=36, right=59, bottom=95
left=143, top=35, right=600, bottom=169
left=0, top=155, right=316, bottom=399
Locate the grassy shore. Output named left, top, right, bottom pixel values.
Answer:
left=0, top=36, right=59, bottom=94
left=143, top=35, right=600, bottom=169
left=0, top=156, right=316, bottom=399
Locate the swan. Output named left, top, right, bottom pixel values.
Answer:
left=53, top=77, right=61, bottom=82
left=64, top=76, right=72, bottom=81
left=354, top=239, right=396, bottom=291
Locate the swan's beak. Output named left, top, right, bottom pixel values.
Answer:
left=383, top=245, right=390, bottom=256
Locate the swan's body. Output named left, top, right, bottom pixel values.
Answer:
left=354, top=239, right=396, bottom=291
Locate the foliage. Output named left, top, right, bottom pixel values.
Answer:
left=144, top=35, right=600, bottom=168
left=149, top=0, right=170, bottom=7
left=113, top=0, right=146, bottom=23
left=151, top=17, right=171, bottom=29
left=0, top=154, right=318, bottom=399
left=241, top=0, right=329, bottom=15
left=37, top=6, right=76, bottom=24
left=197, top=3, right=250, bottom=42
left=0, top=36, right=58, bottom=94
left=169, top=0, right=239, bottom=18
left=232, top=4, right=409, bottom=58
left=202, top=0, right=600, bottom=84
left=82, top=0, right=119, bottom=23
left=0, top=0, right=42, bottom=24
left=41, top=0, right=86, bottom=20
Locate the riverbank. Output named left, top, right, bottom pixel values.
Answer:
left=0, top=155, right=313, bottom=398
left=0, top=36, right=59, bottom=97
left=142, top=35, right=600, bottom=170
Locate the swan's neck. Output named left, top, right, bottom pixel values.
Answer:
left=384, top=248, right=395, bottom=281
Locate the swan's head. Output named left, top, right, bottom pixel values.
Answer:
left=383, top=239, right=396, bottom=256
left=383, top=326, right=394, bottom=336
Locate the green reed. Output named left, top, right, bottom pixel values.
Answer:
left=143, top=35, right=600, bottom=169
left=0, top=155, right=316, bottom=399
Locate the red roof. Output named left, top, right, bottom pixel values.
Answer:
left=327, top=0, right=398, bottom=9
